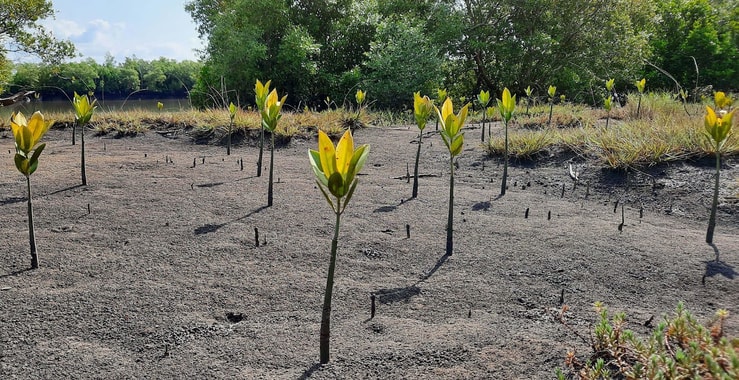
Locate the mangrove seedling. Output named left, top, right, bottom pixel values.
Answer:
left=497, top=88, right=516, bottom=196
left=355, top=89, right=366, bottom=120
left=261, top=88, right=287, bottom=207
left=524, top=86, right=533, bottom=116
left=72, top=92, right=96, bottom=186
left=604, top=95, right=613, bottom=129
left=255, top=79, right=271, bottom=177
left=635, top=78, right=646, bottom=118
left=434, top=88, right=448, bottom=131
left=477, top=90, right=490, bottom=142
left=309, top=129, right=369, bottom=364
left=486, top=106, right=496, bottom=140
left=412, top=92, right=434, bottom=198
left=227, top=102, right=236, bottom=155
left=11, top=111, right=53, bottom=269
left=435, top=97, right=469, bottom=256
left=547, top=85, right=556, bottom=127
left=604, top=79, right=615, bottom=128
left=157, top=101, right=164, bottom=112
left=704, top=92, right=734, bottom=244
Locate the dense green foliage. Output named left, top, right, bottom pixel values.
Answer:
left=5, top=57, right=202, bottom=101
left=0, top=0, right=75, bottom=90
left=3, top=0, right=737, bottom=108
left=649, top=0, right=739, bottom=95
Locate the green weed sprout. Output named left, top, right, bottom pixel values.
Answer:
left=255, top=79, right=271, bottom=177
left=524, top=86, right=533, bottom=116
left=11, top=111, right=53, bottom=269
left=309, top=129, right=369, bottom=364
left=261, top=88, right=287, bottom=207
left=73, top=92, right=96, bottom=186
left=412, top=92, right=434, bottom=198
left=477, top=90, right=490, bottom=142
left=497, top=88, right=516, bottom=196
left=435, top=97, right=469, bottom=256
left=547, top=85, right=556, bottom=127
left=635, top=78, right=646, bottom=118
left=227, top=102, right=237, bottom=155
left=704, top=92, right=734, bottom=244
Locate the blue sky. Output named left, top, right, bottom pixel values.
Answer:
left=27, top=0, right=204, bottom=63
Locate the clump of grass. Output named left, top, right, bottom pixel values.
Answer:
left=487, top=108, right=738, bottom=169
left=558, top=302, right=738, bottom=379
left=487, top=129, right=556, bottom=159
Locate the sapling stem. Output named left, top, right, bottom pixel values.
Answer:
left=500, top=117, right=509, bottom=196
left=320, top=203, right=341, bottom=364
left=706, top=151, right=721, bottom=243
left=412, top=132, right=423, bottom=198
left=268, top=133, right=275, bottom=207
left=27, top=176, right=38, bottom=269
left=80, top=123, right=87, bottom=185
left=257, top=128, right=264, bottom=177
left=370, top=293, right=376, bottom=319
left=446, top=158, right=454, bottom=256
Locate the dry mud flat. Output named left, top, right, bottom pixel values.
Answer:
left=0, top=124, right=737, bottom=379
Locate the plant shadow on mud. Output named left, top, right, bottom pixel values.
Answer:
left=703, top=244, right=737, bottom=282
left=373, top=252, right=451, bottom=305
left=193, top=205, right=268, bottom=235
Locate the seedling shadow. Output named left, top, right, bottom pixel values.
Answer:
left=373, top=252, right=451, bottom=305
left=0, top=196, right=25, bottom=206
left=703, top=244, right=736, bottom=281
left=0, top=268, right=32, bottom=279
left=193, top=205, right=268, bottom=235
left=298, top=362, right=322, bottom=379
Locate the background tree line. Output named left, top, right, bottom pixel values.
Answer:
left=185, top=0, right=737, bottom=110
left=2, top=0, right=737, bottom=109
left=4, top=56, right=202, bottom=101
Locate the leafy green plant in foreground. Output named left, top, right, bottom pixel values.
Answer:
left=435, top=97, right=469, bottom=256
left=309, top=129, right=369, bottom=364
left=497, top=88, right=516, bottom=196
left=255, top=79, right=271, bottom=177
left=559, top=302, right=738, bottom=379
left=412, top=92, right=434, bottom=198
left=72, top=92, right=96, bottom=186
left=11, top=111, right=53, bottom=269
left=262, top=88, right=287, bottom=207
left=704, top=92, right=734, bottom=244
